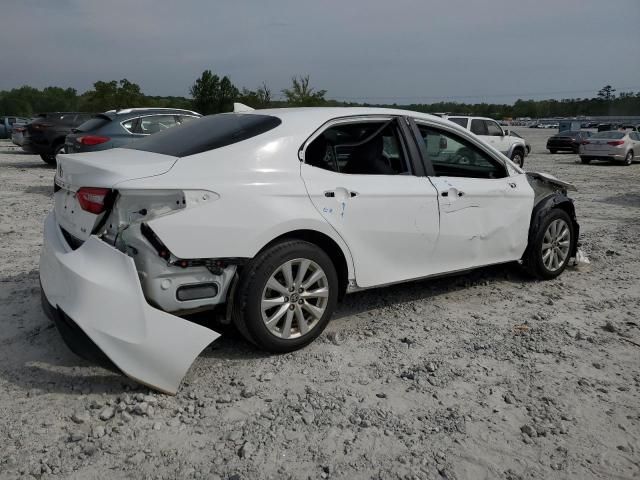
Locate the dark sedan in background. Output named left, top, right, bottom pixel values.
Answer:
left=65, top=108, right=201, bottom=154
left=22, top=112, right=94, bottom=164
left=547, top=130, right=592, bottom=154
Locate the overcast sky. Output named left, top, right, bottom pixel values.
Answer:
left=1, top=0, right=639, bottom=103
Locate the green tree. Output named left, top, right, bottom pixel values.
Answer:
left=189, top=70, right=238, bottom=114
left=238, top=82, right=272, bottom=109
left=597, top=85, right=616, bottom=101
left=281, top=75, right=327, bottom=106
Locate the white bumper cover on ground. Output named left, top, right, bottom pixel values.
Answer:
left=39, top=212, right=220, bottom=394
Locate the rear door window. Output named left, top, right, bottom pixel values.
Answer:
left=470, top=119, right=488, bottom=136
left=304, top=119, right=411, bottom=175
left=135, top=115, right=178, bottom=134
left=125, top=113, right=282, bottom=157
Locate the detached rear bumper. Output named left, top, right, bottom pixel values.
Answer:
left=39, top=212, right=220, bottom=394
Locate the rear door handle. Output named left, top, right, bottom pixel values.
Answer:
left=441, top=190, right=464, bottom=197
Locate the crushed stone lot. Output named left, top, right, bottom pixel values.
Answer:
left=0, top=128, right=639, bottom=480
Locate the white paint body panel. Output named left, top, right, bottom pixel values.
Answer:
left=39, top=212, right=218, bottom=394
left=428, top=174, right=533, bottom=271
left=300, top=164, right=440, bottom=287
left=39, top=107, right=555, bottom=392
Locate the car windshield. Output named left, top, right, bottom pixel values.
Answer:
left=590, top=131, right=625, bottom=139
left=124, top=113, right=282, bottom=157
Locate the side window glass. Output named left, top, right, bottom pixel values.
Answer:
left=178, top=115, right=198, bottom=124
left=8, top=117, right=16, bottom=125
left=138, top=115, right=178, bottom=134
left=447, top=117, right=467, bottom=128
left=416, top=124, right=507, bottom=179
left=470, top=119, right=488, bottom=136
left=305, top=120, right=410, bottom=175
left=122, top=118, right=137, bottom=133
left=486, top=121, right=503, bottom=136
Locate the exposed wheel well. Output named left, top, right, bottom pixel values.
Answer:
left=259, top=230, right=350, bottom=300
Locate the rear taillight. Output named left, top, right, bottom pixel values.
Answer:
left=78, top=135, right=110, bottom=146
left=76, top=187, right=110, bottom=214
left=607, top=140, right=624, bottom=146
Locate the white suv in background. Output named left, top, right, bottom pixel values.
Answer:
left=446, top=116, right=527, bottom=167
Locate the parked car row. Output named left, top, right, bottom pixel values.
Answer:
left=546, top=129, right=639, bottom=165
left=2, top=108, right=201, bottom=165
left=0, top=116, right=31, bottom=139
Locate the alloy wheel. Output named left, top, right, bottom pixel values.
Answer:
left=541, top=218, right=571, bottom=272
left=261, top=258, right=329, bottom=339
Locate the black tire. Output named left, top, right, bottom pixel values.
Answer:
left=549, top=149, right=557, bottom=154
left=580, top=157, right=591, bottom=164
left=40, top=143, right=65, bottom=166
left=511, top=149, right=525, bottom=167
left=523, top=209, right=575, bottom=280
left=623, top=150, right=633, bottom=166
left=232, top=240, right=339, bottom=353
left=40, top=153, right=56, bottom=165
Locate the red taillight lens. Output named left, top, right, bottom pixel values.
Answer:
left=78, top=135, right=110, bottom=146
left=607, top=140, right=624, bottom=146
left=76, top=187, right=110, bottom=214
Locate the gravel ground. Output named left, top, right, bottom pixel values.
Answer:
left=0, top=128, right=638, bottom=480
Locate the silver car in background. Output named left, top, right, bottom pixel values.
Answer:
left=579, top=130, right=640, bottom=166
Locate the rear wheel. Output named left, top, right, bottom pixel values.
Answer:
left=523, top=209, right=574, bottom=280
left=623, top=151, right=633, bottom=166
left=40, top=143, right=64, bottom=166
left=580, top=157, right=591, bottom=164
left=549, top=149, right=557, bottom=154
left=232, top=240, right=338, bottom=352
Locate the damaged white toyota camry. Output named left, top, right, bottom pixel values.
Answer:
left=40, top=107, right=579, bottom=393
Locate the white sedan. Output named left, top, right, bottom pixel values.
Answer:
left=40, top=107, right=580, bottom=393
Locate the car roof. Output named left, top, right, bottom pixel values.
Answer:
left=104, top=107, right=201, bottom=117
left=241, top=107, right=446, bottom=133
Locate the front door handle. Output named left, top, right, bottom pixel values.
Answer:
left=324, top=191, right=335, bottom=198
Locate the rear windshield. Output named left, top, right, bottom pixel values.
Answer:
left=124, top=113, right=282, bottom=157
left=76, top=115, right=111, bottom=132
left=591, top=131, right=625, bottom=139
left=447, top=117, right=467, bottom=127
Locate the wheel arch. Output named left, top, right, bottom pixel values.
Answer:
left=526, top=193, right=579, bottom=260
left=257, top=229, right=351, bottom=300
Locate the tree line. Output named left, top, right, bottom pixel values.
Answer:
left=1, top=72, right=638, bottom=119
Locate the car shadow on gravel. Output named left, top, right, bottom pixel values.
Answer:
left=24, top=185, right=55, bottom=196
left=2, top=160, right=53, bottom=169
left=0, top=263, right=537, bottom=395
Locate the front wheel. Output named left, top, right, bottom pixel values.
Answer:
left=511, top=150, right=524, bottom=167
left=232, top=240, right=338, bottom=352
left=40, top=144, right=65, bottom=166
left=523, top=209, right=574, bottom=280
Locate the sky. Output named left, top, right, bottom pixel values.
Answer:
left=1, top=0, right=639, bottom=104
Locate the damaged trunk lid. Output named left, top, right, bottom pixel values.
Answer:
left=54, top=149, right=178, bottom=243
